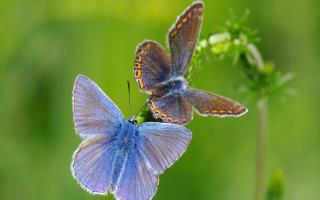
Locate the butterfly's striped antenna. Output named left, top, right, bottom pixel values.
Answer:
left=130, top=96, right=153, bottom=123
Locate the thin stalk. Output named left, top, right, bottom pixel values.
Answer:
left=247, top=43, right=268, bottom=200
left=255, top=97, right=268, bottom=200
left=209, top=32, right=271, bottom=199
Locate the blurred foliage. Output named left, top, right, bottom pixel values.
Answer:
left=136, top=107, right=162, bottom=124
left=0, top=1, right=320, bottom=200
left=198, top=11, right=295, bottom=100
left=266, top=170, right=284, bottom=200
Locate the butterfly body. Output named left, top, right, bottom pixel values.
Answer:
left=113, top=121, right=137, bottom=149
left=151, top=76, right=188, bottom=97
left=134, top=2, right=248, bottom=125
left=71, top=75, right=192, bottom=200
left=108, top=121, right=137, bottom=190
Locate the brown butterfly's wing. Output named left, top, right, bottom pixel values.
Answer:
left=168, top=2, right=204, bottom=75
left=134, top=41, right=172, bottom=91
left=183, top=89, right=248, bottom=117
left=149, top=94, right=193, bottom=125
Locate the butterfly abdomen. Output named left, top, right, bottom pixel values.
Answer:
left=110, top=122, right=139, bottom=191
left=110, top=148, right=127, bottom=191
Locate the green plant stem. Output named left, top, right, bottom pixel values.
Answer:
left=255, top=96, right=268, bottom=200
left=208, top=17, right=290, bottom=198
left=247, top=43, right=268, bottom=200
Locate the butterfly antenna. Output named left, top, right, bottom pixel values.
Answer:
left=127, top=80, right=131, bottom=115
left=131, top=96, right=153, bottom=122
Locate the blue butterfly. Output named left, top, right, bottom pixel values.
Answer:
left=71, top=75, right=192, bottom=200
left=134, top=1, right=247, bottom=125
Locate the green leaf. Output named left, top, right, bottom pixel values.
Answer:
left=266, top=170, right=284, bottom=200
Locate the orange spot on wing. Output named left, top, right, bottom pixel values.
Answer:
left=182, top=17, right=187, bottom=23
left=170, top=29, right=177, bottom=37
left=166, top=116, right=173, bottom=121
left=160, top=113, right=167, bottom=118
left=145, top=43, right=151, bottom=49
left=177, top=23, right=183, bottom=29
left=187, top=12, right=192, bottom=18
left=150, top=100, right=156, bottom=109
left=151, top=105, right=172, bottom=121
left=138, top=79, right=144, bottom=88
left=135, top=70, right=142, bottom=78
left=219, top=110, right=226, bottom=114
left=135, top=62, right=142, bottom=69
left=137, top=56, right=142, bottom=62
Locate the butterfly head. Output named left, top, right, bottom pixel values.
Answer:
left=128, top=117, right=138, bottom=125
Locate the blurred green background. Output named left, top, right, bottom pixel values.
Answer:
left=0, top=0, right=319, bottom=199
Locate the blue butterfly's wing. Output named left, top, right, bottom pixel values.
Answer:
left=183, top=89, right=248, bottom=117
left=71, top=135, right=115, bottom=194
left=137, top=122, right=192, bottom=174
left=115, top=122, right=192, bottom=200
left=149, top=94, right=193, bottom=125
left=72, top=75, right=124, bottom=138
left=134, top=41, right=172, bottom=91
left=115, top=148, right=158, bottom=200
left=72, top=75, right=124, bottom=194
left=168, top=2, right=203, bottom=75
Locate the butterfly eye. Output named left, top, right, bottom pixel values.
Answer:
left=128, top=119, right=138, bottom=125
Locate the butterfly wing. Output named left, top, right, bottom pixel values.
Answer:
left=72, top=75, right=124, bottom=194
left=137, top=122, right=192, bottom=174
left=168, top=2, right=204, bottom=75
left=115, top=122, right=191, bottom=200
left=72, top=75, right=124, bottom=138
left=114, top=148, right=158, bottom=200
left=134, top=41, right=172, bottom=91
left=149, top=93, right=193, bottom=125
left=71, top=135, right=115, bottom=194
left=183, top=89, right=248, bottom=117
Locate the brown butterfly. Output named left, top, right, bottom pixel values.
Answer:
left=134, top=1, right=248, bottom=125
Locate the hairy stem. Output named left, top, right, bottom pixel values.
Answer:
left=255, top=96, right=268, bottom=200
left=208, top=19, right=287, bottom=198
left=247, top=43, right=268, bottom=200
